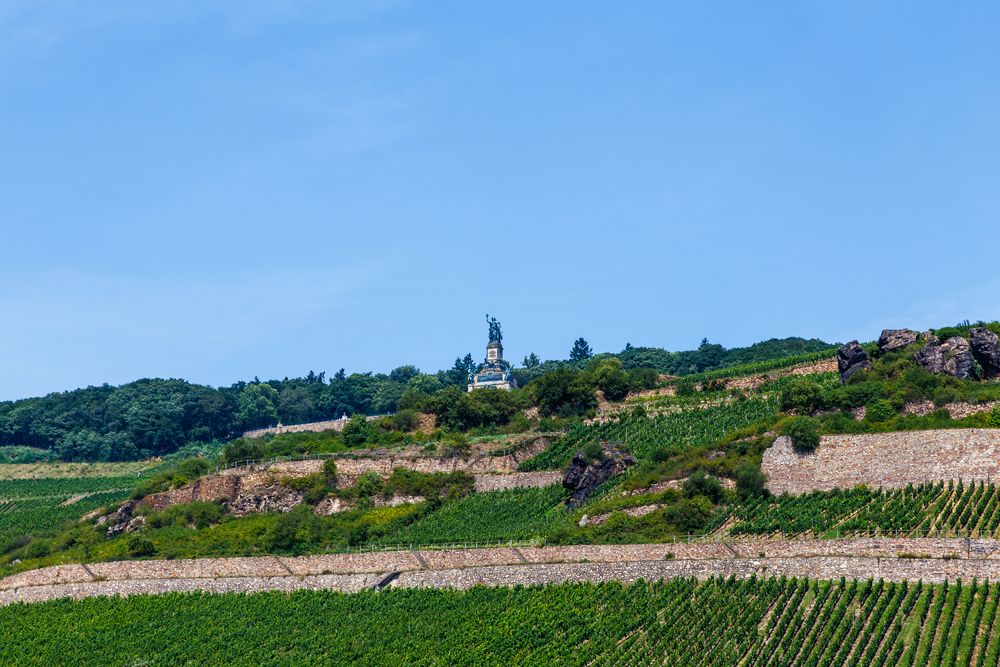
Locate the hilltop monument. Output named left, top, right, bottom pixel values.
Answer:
left=468, top=315, right=518, bottom=392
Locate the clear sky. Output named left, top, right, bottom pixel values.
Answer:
left=2, top=2, right=1000, bottom=401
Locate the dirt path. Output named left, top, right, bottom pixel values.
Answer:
left=4, top=536, right=1000, bottom=605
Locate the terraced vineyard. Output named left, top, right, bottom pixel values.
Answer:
left=0, top=476, right=134, bottom=546
left=376, top=485, right=569, bottom=546
left=719, top=481, right=1000, bottom=538
left=2, top=576, right=998, bottom=666
left=679, top=349, right=838, bottom=383
left=522, top=397, right=778, bottom=470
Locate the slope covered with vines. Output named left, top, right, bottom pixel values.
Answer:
left=3, top=577, right=999, bottom=666
left=721, top=480, right=1000, bottom=538
left=522, top=397, right=778, bottom=470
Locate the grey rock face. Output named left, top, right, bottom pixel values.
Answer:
left=563, top=444, right=637, bottom=506
left=971, top=327, right=1000, bottom=379
left=837, top=341, right=871, bottom=384
left=878, top=329, right=919, bottom=354
left=225, top=485, right=302, bottom=517
left=99, top=500, right=147, bottom=537
left=914, top=335, right=976, bottom=379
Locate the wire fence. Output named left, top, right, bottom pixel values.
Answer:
left=215, top=452, right=343, bottom=474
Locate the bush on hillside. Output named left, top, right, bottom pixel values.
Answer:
left=391, top=409, right=422, bottom=432
left=779, top=378, right=824, bottom=414
left=133, top=457, right=213, bottom=499
left=865, top=399, right=896, bottom=423
left=126, top=536, right=156, bottom=558
left=530, top=368, right=598, bottom=417
left=0, top=446, right=57, bottom=464
left=734, top=462, right=768, bottom=499
left=592, top=358, right=631, bottom=402
left=222, top=439, right=266, bottom=465
left=265, top=505, right=322, bottom=554
left=682, top=471, right=725, bottom=504
left=675, top=379, right=696, bottom=397
left=662, top=497, right=715, bottom=534
left=341, top=414, right=375, bottom=448
left=383, top=468, right=475, bottom=499
left=782, top=416, right=820, bottom=452
left=146, top=501, right=224, bottom=530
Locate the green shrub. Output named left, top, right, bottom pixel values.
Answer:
left=356, top=472, right=384, bottom=498
left=734, top=462, right=768, bottom=499
left=682, top=471, right=725, bottom=504
left=0, top=446, right=56, bottom=464
left=988, top=406, right=1000, bottom=429
left=651, top=447, right=671, bottom=463
left=593, top=358, right=631, bottom=401
left=133, top=457, right=213, bottom=499
left=383, top=468, right=475, bottom=499
left=581, top=442, right=604, bottom=462
left=779, top=378, right=824, bottom=414
left=303, top=480, right=329, bottom=505
left=391, top=409, right=421, bottom=432
left=865, top=399, right=896, bottom=423
left=782, top=416, right=820, bottom=452
left=146, top=501, right=224, bottom=530
left=126, top=536, right=156, bottom=558
left=342, top=415, right=375, bottom=448
left=662, top=497, right=714, bottom=534
left=281, top=473, right=323, bottom=493
left=627, top=368, right=659, bottom=391
left=21, top=538, right=52, bottom=559
left=222, top=440, right=266, bottom=465
left=675, top=379, right=696, bottom=397
left=265, top=505, right=321, bottom=554
left=441, top=435, right=471, bottom=459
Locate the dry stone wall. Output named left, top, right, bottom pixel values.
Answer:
left=8, top=537, right=1000, bottom=605
left=390, top=556, right=1000, bottom=590
left=763, top=429, right=1000, bottom=495
left=142, top=444, right=555, bottom=512
left=242, top=415, right=382, bottom=439
left=473, top=472, right=562, bottom=492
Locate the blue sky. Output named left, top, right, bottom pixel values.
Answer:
left=2, top=1, right=1000, bottom=400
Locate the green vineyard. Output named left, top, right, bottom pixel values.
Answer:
left=721, top=481, right=1000, bottom=538
left=376, top=484, right=569, bottom=546
left=2, top=577, right=999, bottom=666
left=679, top=349, right=837, bottom=383
left=0, top=477, right=133, bottom=546
left=522, top=397, right=778, bottom=470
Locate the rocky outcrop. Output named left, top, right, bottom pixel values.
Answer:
left=225, top=485, right=302, bottom=517
left=837, top=341, right=871, bottom=384
left=878, top=329, right=918, bottom=354
left=96, top=500, right=146, bottom=537
left=914, top=335, right=976, bottom=379
left=142, top=475, right=241, bottom=510
left=563, top=445, right=637, bottom=506
left=971, top=328, right=1000, bottom=379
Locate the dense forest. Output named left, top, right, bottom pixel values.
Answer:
left=0, top=336, right=832, bottom=461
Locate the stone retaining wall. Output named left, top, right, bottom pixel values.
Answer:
left=242, top=416, right=382, bottom=439
left=9, top=552, right=1000, bottom=605
left=762, top=429, right=1000, bottom=495
left=0, top=573, right=381, bottom=605
left=390, top=556, right=1000, bottom=590
left=473, top=472, right=562, bottom=492
left=8, top=537, right=1000, bottom=605
left=142, top=447, right=555, bottom=512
